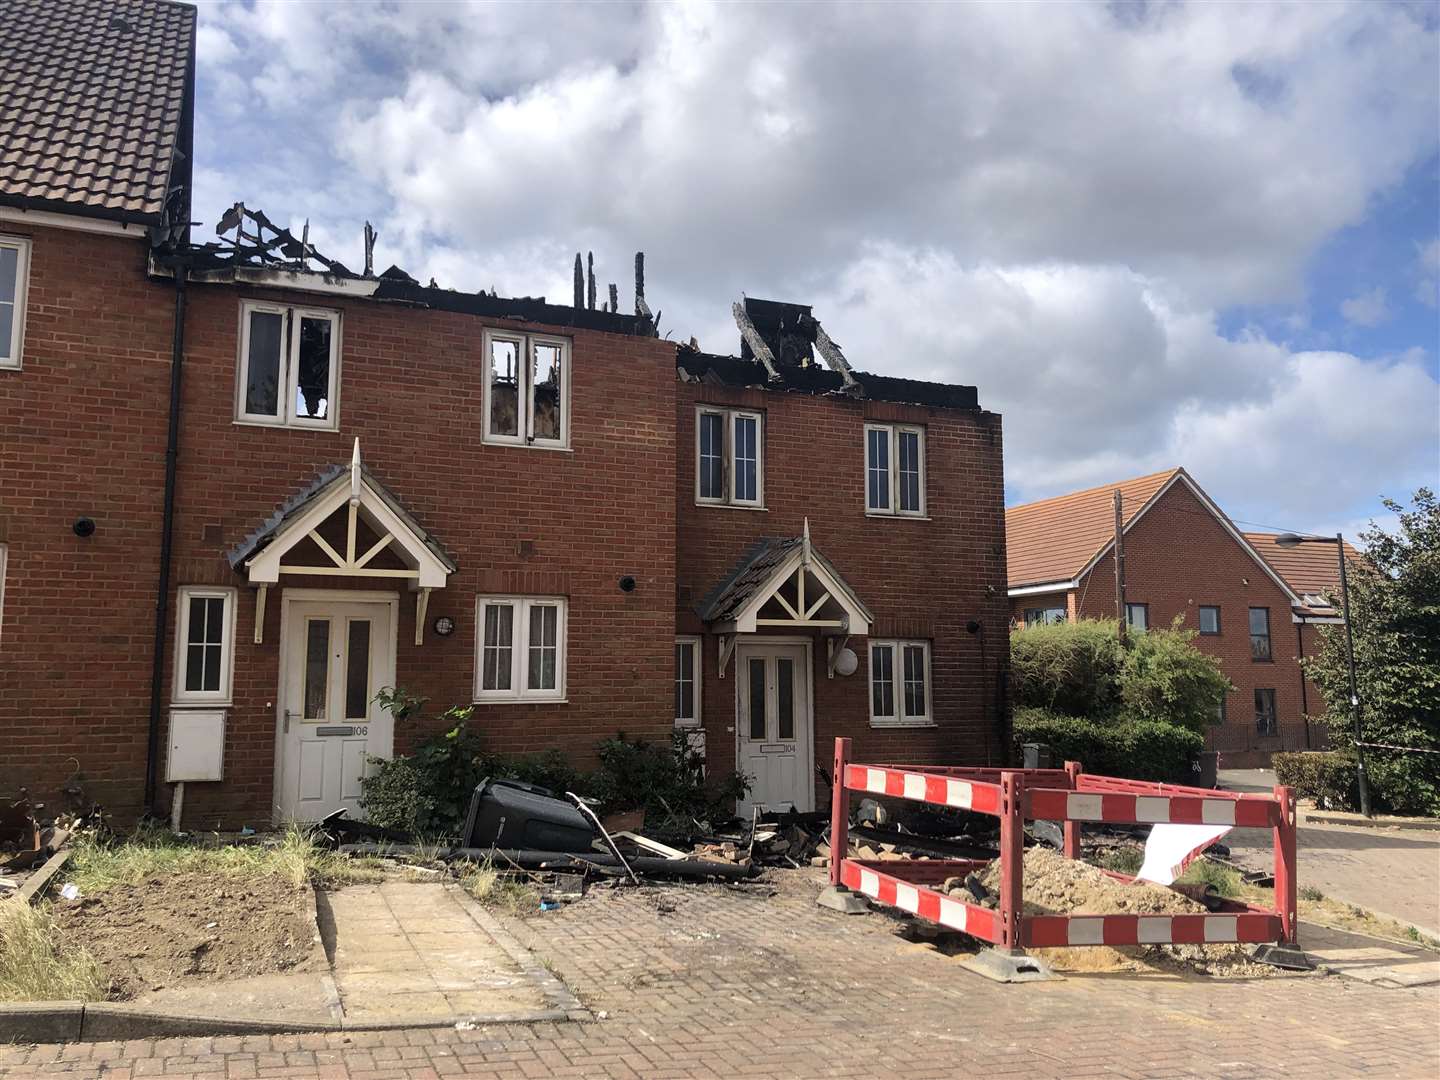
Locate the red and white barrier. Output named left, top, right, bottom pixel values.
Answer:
left=827, top=737, right=1299, bottom=956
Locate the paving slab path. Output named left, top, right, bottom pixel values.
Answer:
left=5, top=868, right=1439, bottom=1079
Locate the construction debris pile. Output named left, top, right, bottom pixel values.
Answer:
left=0, top=791, right=94, bottom=904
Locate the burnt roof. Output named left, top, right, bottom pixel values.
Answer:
left=373, top=279, right=657, bottom=336
left=677, top=347, right=980, bottom=410
left=0, top=0, right=195, bottom=225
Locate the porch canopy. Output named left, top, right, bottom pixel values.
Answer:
left=228, top=440, right=456, bottom=644
left=699, top=520, right=872, bottom=677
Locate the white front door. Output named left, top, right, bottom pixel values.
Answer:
left=277, top=597, right=395, bottom=822
left=736, top=642, right=813, bottom=814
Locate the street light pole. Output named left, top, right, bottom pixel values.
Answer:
left=1276, top=530, right=1371, bottom=817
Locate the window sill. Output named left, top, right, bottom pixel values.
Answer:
left=233, top=418, right=341, bottom=433
left=172, top=699, right=232, bottom=708
left=481, top=438, right=574, bottom=453
left=869, top=720, right=937, bottom=730
left=695, top=501, right=768, bottom=512
left=865, top=512, right=931, bottom=521
left=472, top=696, right=569, bottom=705
left=0, top=361, right=20, bottom=372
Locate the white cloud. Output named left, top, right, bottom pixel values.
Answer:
left=1417, top=237, right=1440, bottom=308
left=1339, top=286, right=1391, bottom=327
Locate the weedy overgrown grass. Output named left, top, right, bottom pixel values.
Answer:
left=458, top=860, right=539, bottom=915
left=67, top=825, right=385, bottom=894
left=0, top=902, right=106, bottom=1003
left=1174, top=857, right=1243, bottom=898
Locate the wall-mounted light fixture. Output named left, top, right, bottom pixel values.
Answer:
left=73, top=517, right=96, bottom=538
left=432, top=616, right=455, bottom=637
left=618, top=575, right=637, bottom=593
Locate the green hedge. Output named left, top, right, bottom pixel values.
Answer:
left=1013, top=707, right=1203, bottom=782
left=1273, top=751, right=1360, bottom=811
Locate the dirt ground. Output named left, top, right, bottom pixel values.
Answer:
left=51, top=871, right=321, bottom=999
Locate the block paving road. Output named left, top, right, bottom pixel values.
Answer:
left=4, top=869, right=1438, bottom=1079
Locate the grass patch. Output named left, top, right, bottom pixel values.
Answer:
left=0, top=902, right=106, bottom=1003
left=1300, top=885, right=1325, bottom=901
left=1174, top=857, right=1243, bottom=898
left=67, top=826, right=385, bottom=894
left=458, top=860, right=540, bottom=916
left=1095, top=846, right=1143, bottom=876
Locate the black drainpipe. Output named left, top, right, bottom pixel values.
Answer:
left=143, top=266, right=188, bottom=817
left=1296, top=619, right=1311, bottom=749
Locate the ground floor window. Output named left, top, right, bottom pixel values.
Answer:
left=1023, top=605, right=1066, bottom=627
left=675, top=636, right=700, bottom=726
left=1254, top=688, right=1277, bottom=736
left=475, top=596, right=567, bottom=701
left=1125, top=602, right=1149, bottom=632
left=174, top=586, right=236, bottom=704
left=869, top=639, right=932, bottom=726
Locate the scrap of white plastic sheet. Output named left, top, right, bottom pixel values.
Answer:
left=1136, top=822, right=1234, bottom=885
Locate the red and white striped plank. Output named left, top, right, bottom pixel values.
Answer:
left=1024, top=911, right=1284, bottom=949
left=839, top=859, right=1002, bottom=945
left=844, top=764, right=1003, bottom=815
left=1026, top=788, right=1276, bottom=828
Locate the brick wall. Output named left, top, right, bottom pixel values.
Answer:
left=0, top=223, right=173, bottom=817
left=674, top=380, right=1012, bottom=804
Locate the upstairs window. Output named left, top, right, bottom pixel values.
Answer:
left=1024, top=606, right=1066, bottom=627
left=236, top=301, right=340, bottom=429
left=1249, top=607, right=1271, bottom=661
left=475, top=596, right=567, bottom=701
left=696, top=407, right=763, bottom=507
left=675, top=636, right=701, bottom=727
left=173, top=586, right=236, bottom=704
left=1199, top=605, right=1221, bottom=635
left=865, top=423, right=925, bottom=516
left=484, top=330, right=570, bottom=449
left=1125, top=603, right=1149, bottom=632
left=870, top=639, right=932, bottom=726
left=1, top=235, right=31, bottom=370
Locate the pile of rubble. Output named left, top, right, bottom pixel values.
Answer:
left=1, top=792, right=97, bottom=903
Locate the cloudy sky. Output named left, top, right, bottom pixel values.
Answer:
left=191, top=0, right=1438, bottom=535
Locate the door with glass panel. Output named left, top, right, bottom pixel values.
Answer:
left=278, top=599, right=394, bottom=821
left=735, top=643, right=813, bottom=814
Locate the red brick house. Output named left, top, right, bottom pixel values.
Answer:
left=1005, top=468, right=1344, bottom=764
left=1, top=1, right=1008, bottom=827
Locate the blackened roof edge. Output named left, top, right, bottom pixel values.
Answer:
left=677, top=347, right=980, bottom=410
left=373, top=280, right=657, bottom=336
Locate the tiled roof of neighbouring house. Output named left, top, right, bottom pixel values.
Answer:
left=1005, top=468, right=1182, bottom=588
left=1245, top=532, right=1363, bottom=617
left=0, top=0, right=195, bottom=224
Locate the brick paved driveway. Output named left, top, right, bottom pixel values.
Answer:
left=4, top=868, right=1438, bottom=1079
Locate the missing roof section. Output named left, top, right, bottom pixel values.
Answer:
left=734, top=298, right=858, bottom=392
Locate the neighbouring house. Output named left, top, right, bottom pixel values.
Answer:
left=0, top=0, right=1009, bottom=827
left=1005, top=467, right=1344, bottom=765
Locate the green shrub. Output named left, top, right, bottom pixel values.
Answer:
left=1273, top=751, right=1360, bottom=811
left=1013, top=707, right=1203, bottom=782
left=1120, top=624, right=1232, bottom=735
left=1010, top=620, right=1124, bottom=716
left=361, top=706, right=488, bottom=836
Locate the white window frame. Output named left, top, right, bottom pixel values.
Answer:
left=473, top=596, right=568, bottom=702
left=173, top=586, right=237, bottom=705
left=675, top=635, right=701, bottom=727
left=694, top=406, right=764, bottom=508
left=864, top=423, right=926, bottom=517
left=1, top=234, right=32, bottom=370
left=868, top=638, right=933, bottom=727
left=482, top=329, right=572, bottom=450
left=235, top=300, right=342, bottom=430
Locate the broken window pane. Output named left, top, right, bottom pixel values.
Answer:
left=245, top=310, right=284, bottom=417
left=733, top=414, right=758, bottom=502
left=871, top=644, right=894, bottom=718
left=345, top=620, right=371, bottom=720
left=777, top=658, right=794, bottom=740
left=488, top=338, right=520, bottom=438
left=866, top=428, right=890, bottom=510
left=482, top=603, right=514, bottom=690
left=304, top=619, right=330, bottom=719
left=748, top=657, right=767, bottom=740
left=184, top=595, right=224, bottom=693
left=698, top=412, right=724, bottom=499
left=527, top=603, right=559, bottom=691
left=903, top=644, right=927, bottom=718
left=294, top=315, right=332, bottom=420
left=532, top=342, right=563, bottom=442
left=898, top=430, right=922, bottom=512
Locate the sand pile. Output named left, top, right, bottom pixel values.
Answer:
left=968, top=848, right=1275, bottom=977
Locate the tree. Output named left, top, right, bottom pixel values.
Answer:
left=1306, top=489, right=1440, bottom=816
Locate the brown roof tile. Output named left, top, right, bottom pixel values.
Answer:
left=1244, top=532, right=1363, bottom=615
left=0, top=0, right=194, bottom=223
left=1005, top=468, right=1182, bottom=588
